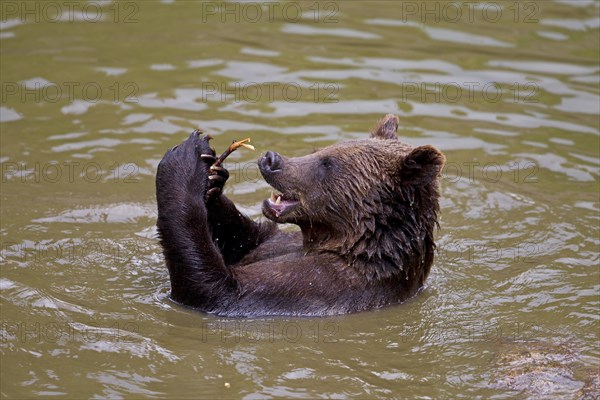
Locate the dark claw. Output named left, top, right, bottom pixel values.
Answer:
left=205, top=187, right=222, bottom=202
left=170, top=144, right=179, bottom=152
left=208, top=175, right=224, bottom=182
left=210, top=165, right=229, bottom=180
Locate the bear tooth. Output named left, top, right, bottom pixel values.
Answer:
left=270, top=191, right=276, bottom=201
left=275, top=195, right=282, bottom=205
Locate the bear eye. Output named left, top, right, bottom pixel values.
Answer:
left=317, top=156, right=335, bottom=180
left=320, top=157, right=334, bottom=169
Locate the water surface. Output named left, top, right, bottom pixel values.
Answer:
left=1, top=1, right=599, bottom=398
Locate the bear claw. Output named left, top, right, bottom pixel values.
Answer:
left=206, top=187, right=221, bottom=196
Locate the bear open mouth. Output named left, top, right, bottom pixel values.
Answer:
left=264, top=191, right=300, bottom=219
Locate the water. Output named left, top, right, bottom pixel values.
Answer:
left=1, top=1, right=599, bottom=398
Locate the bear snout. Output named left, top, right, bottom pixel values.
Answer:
left=259, top=150, right=284, bottom=174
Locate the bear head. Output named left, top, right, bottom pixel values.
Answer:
left=258, top=114, right=445, bottom=283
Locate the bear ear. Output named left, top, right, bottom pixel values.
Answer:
left=400, top=145, right=445, bottom=185
left=371, top=114, right=399, bottom=140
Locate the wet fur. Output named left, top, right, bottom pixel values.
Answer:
left=156, top=115, right=444, bottom=316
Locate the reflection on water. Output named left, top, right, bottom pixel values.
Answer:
left=1, top=1, right=599, bottom=398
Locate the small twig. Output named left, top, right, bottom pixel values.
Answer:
left=212, top=138, right=255, bottom=168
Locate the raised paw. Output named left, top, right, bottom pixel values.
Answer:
left=164, top=129, right=230, bottom=203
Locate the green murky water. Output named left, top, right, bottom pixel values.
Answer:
left=1, top=1, right=599, bottom=398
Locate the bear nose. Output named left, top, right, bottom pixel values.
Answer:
left=261, top=150, right=283, bottom=172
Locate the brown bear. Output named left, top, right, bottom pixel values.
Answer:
left=155, top=114, right=445, bottom=316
